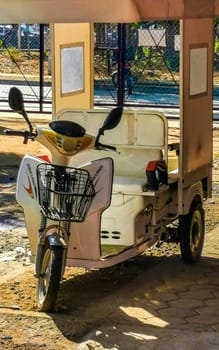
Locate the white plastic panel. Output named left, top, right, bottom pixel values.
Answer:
left=56, top=110, right=86, bottom=127
left=101, top=193, right=145, bottom=246
left=57, top=108, right=167, bottom=149
left=136, top=114, right=165, bottom=147
left=86, top=111, right=133, bottom=144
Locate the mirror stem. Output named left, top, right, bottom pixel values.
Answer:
left=23, top=110, right=33, bottom=134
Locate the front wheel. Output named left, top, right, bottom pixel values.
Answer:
left=36, top=242, right=63, bottom=312
left=112, top=71, right=118, bottom=89
left=179, top=201, right=205, bottom=264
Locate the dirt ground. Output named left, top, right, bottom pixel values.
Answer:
left=1, top=117, right=219, bottom=349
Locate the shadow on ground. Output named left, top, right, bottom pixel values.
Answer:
left=48, top=253, right=219, bottom=349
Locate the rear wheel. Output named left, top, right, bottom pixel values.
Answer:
left=36, top=242, right=63, bottom=312
left=112, top=71, right=118, bottom=89
left=179, top=200, right=205, bottom=264
left=112, top=71, right=133, bottom=95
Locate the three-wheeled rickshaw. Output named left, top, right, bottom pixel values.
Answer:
left=1, top=0, right=215, bottom=311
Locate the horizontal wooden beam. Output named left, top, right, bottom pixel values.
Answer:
left=0, top=0, right=217, bottom=24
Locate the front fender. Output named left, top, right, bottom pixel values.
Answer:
left=182, top=181, right=203, bottom=215
left=47, top=233, right=65, bottom=246
left=39, top=224, right=68, bottom=247
left=35, top=227, right=68, bottom=277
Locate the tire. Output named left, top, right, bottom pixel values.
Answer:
left=36, top=242, right=63, bottom=312
left=112, top=71, right=133, bottom=95
left=112, top=71, right=118, bottom=88
left=179, top=201, right=205, bottom=264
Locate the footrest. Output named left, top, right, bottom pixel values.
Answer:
left=112, top=176, right=145, bottom=193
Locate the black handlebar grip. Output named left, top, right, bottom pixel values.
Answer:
left=4, top=129, right=27, bottom=137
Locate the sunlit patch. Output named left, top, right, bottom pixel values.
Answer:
left=150, top=299, right=160, bottom=306
left=120, top=306, right=169, bottom=328
left=123, top=332, right=157, bottom=341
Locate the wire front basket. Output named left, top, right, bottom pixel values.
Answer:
left=37, top=163, right=95, bottom=222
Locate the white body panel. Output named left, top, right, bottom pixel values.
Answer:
left=14, top=108, right=206, bottom=269
left=60, top=109, right=167, bottom=252
left=16, top=155, right=44, bottom=256
left=16, top=154, right=114, bottom=261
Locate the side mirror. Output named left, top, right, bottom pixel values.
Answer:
left=8, top=87, right=25, bottom=114
left=95, top=107, right=123, bottom=149
left=8, top=87, right=33, bottom=134
left=100, top=107, right=123, bottom=133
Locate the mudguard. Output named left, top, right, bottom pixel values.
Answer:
left=47, top=233, right=64, bottom=246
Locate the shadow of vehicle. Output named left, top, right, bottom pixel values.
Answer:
left=48, top=251, right=219, bottom=349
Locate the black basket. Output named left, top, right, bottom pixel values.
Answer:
left=37, top=163, right=95, bottom=222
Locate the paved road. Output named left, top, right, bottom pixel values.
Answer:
left=1, top=227, right=219, bottom=349
left=1, top=81, right=219, bottom=119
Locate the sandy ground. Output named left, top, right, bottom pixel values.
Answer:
left=1, top=117, right=219, bottom=349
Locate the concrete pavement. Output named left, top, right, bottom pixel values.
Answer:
left=78, top=226, right=219, bottom=350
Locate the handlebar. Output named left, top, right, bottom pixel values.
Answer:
left=4, top=129, right=36, bottom=144
left=168, top=142, right=180, bottom=155
left=95, top=141, right=116, bottom=152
